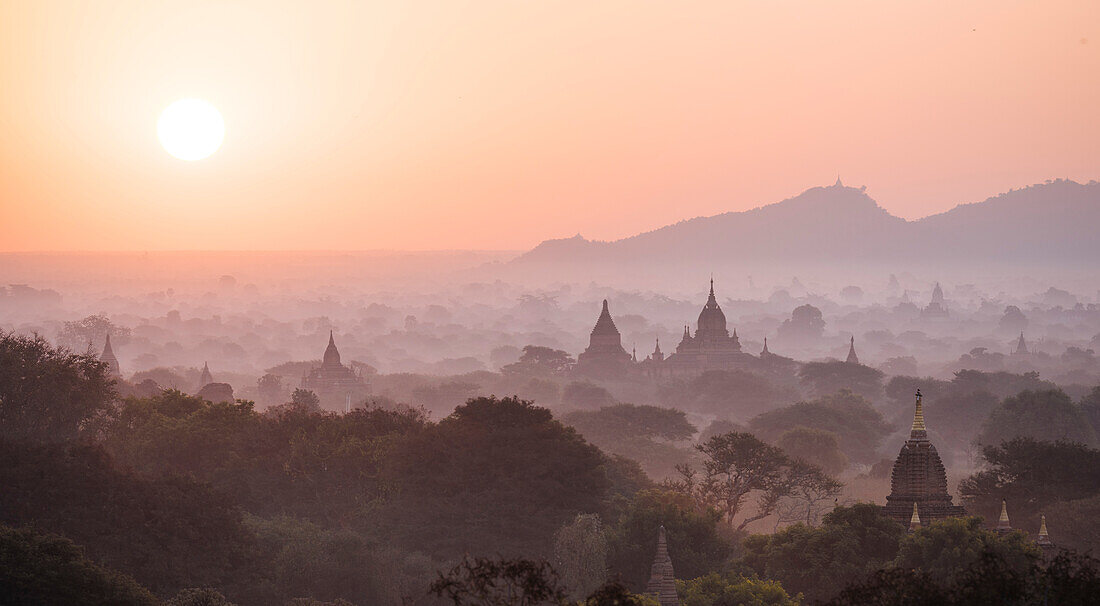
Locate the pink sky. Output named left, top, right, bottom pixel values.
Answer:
left=1, top=1, right=1097, bottom=251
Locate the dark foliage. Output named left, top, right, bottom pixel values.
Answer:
left=429, top=556, right=566, bottom=606
left=0, top=523, right=158, bottom=606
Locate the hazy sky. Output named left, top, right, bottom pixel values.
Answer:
left=2, top=1, right=1097, bottom=251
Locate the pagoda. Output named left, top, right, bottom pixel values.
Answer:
left=664, top=279, right=750, bottom=375
left=883, top=389, right=967, bottom=524
left=301, top=331, right=369, bottom=409
left=100, top=333, right=121, bottom=378
left=574, top=299, right=632, bottom=377
left=645, top=526, right=679, bottom=606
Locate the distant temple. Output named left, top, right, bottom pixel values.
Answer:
left=100, top=333, right=121, bottom=378
left=921, top=282, right=949, bottom=318
left=846, top=336, right=860, bottom=364
left=995, top=499, right=1013, bottom=535
left=575, top=300, right=632, bottom=377
left=1014, top=332, right=1029, bottom=355
left=645, top=526, right=679, bottom=606
left=301, top=331, right=369, bottom=409
left=883, top=389, right=967, bottom=525
left=661, top=280, right=753, bottom=375
left=199, top=361, right=214, bottom=388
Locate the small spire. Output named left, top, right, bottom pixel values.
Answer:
left=996, top=499, right=1012, bottom=533
left=910, top=389, right=927, bottom=439
left=846, top=336, right=860, bottom=364
left=909, top=502, right=921, bottom=532
left=1037, top=514, right=1052, bottom=546
left=761, top=336, right=770, bottom=356
left=835, top=175, right=843, bottom=187
left=631, top=344, right=637, bottom=362
left=1015, top=332, right=1028, bottom=354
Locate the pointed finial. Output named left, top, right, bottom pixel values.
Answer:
left=835, top=175, right=843, bottom=187
left=602, top=299, right=609, bottom=312
left=997, top=499, right=1011, bottom=531
left=710, top=275, right=714, bottom=296
left=909, top=389, right=928, bottom=440
left=909, top=502, right=921, bottom=531
left=1037, top=514, right=1052, bottom=546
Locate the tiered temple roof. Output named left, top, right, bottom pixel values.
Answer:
left=883, top=389, right=967, bottom=524
left=100, top=333, right=121, bottom=378
left=646, top=525, right=678, bottom=606
left=575, top=300, right=631, bottom=376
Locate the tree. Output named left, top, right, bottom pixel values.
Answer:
left=776, top=304, right=824, bottom=343
left=56, top=314, right=131, bottom=352
left=0, top=524, right=158, bottom=606
left=658, top=370, right=797, bottom=420
left=772, top=460, right=843, bottom=528
left=776, top=427, right=848, bottom=475
left=977, top=389, right=1098, bottom=448
left=893, top=517, right=1040, bottom=586
left=739, top=504, right=906, bottom=603
left=798, top=362, right=885, bottom=401
left=0, top=332, right=116, bottom=443
left=291, top=388, right=322, bottom=411
left=429, top=556, right=567, bottom=606
left=502, top=346, right=575, bottom=377
left=605, top=489, right=732, bottom=591
left=959, top=437, right=1100, bottom=528
left=553, top=514, right=608, bottom=600
left=564, top=405, right=697, bottom=480
left=677, top=573, right=798, bottom=606
left=377, top=396, right=609, bottom=559
left=562, top=382, right=617, bottom=410
left=749, top=390, right=891, bottom=465
left=672, top=433, right=792, bottom=531
left=257, top=373, right=285, bottom=406
left=581, top=581, right=657, bottom=605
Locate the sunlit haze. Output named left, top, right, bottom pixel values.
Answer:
left=1, top=1, right=1097, bottom=251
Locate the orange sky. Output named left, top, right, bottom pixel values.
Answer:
left=1, top=1, right=1097, bottom=251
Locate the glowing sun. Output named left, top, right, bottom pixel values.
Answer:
left=157, top=99, right=225, bottom=161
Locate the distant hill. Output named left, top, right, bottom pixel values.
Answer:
left=511, top=179, right=1100, bottom=281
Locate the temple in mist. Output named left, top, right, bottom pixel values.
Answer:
left=100, top=333, right=121, bottom=378
left=575, top=300, right=632, bottom=377
left=646, top=526, right=678, bottom=606
left=661, top=280, right=753, bottom=375
left=921, top=282, right=949, bottom=318
left=883, top=389, right=967, bottom=525
left=301, top=331, right=369, bottom=408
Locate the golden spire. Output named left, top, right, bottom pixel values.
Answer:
left=995, top=499, right=1012, bottom=533
left=909, top=502, right=921, bottom=532
left=910, top=389, right=927, bottom=439
left=1037, top=514, right=1052, bottom=546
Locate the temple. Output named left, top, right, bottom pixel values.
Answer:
left=662, top=279, right=752, bottom=375
left=921, top=282, right=949, bottom=318
left=883, top=389, right=967, bottom=525
left=994, top=499, right=1013, bottom=535
left=300, top=331, right=369, bottom=408
left=575, top=300, right=632, bottom=377
left=645, top=526, right=679, bottom=606
left=1014, top=332, right=1029, bottom=355
left=845, top=336, right=860, bottom=365
left=100, top=333, right=121, bottom=378
left=199, top=361, right=214, bottom=388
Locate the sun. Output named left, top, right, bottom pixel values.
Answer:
left=157, top=98, right=225, bottom=161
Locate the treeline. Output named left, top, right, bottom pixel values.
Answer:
left=3, top=332, right=1100, bottom=605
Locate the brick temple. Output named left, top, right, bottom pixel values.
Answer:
left=883, top=389, right=967, bottom=524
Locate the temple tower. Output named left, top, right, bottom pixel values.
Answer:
left=846, top=336, right=860, bottom=364
left=645, top=526, right=678, bottom=606
left=100, top=333, right=121, bottom=378
left=1015, top=333, right=1029, bottom=355
left=883, top=389, right=967, bottom=524
left=199, top=361, right=214, bottom=387
left=575, top=300, right=631, bottom=376
left=995, top=500, right=1013, bottom=535
left=908, top=502, right=921, bottom=533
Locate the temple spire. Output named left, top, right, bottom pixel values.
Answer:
left=199, top=361, right=213, bottom=386
left=1015, top=332, right=1029, bottom=354
left=322, top=330, right=342, bottom=368
left=100, top=333, right=121, bottom=378
left=761, top=336, right=770, bottom=356
left=909, top=502, right=921, bottom=532
left=1037, top=514, right=1052, bottom=547
left=995, top=499, right=1012, bottom=534
left=846, top=336, right=860, bottom=364
left=645, top=525, right=678, bottom=606
left=910, top=389, right=928, bottom=440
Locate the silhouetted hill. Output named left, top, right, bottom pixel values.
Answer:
left=513, top=179, right=1100, bottom=280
